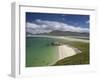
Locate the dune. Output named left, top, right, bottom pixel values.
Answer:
left=58, top=45, right=77, bottom=60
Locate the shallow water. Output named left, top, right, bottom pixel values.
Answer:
left=26, top=37, right=59, bottom=67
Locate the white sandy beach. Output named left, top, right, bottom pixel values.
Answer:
left=58, top=45, right=77, bottom=60
left=29, top=35, right=89, bottom=43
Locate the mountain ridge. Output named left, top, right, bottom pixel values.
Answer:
left=26, top=30, right=89, bottom=37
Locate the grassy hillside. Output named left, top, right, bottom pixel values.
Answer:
left=53, top=42, right=89, bottom=65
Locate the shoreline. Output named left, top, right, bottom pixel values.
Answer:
left=58, top=45, right=77, bottom=60
left=27, top=35, right=89, bottom=43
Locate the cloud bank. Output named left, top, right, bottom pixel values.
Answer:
left=26, top=19, right=89, bottom=34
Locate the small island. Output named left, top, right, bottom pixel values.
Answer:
left=50, top=42, right=63, bottom=46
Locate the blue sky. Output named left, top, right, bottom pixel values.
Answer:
left=26, top=12, right=89, bottom=34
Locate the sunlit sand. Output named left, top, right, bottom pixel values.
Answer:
left=58, top=45, right=77, bottom=60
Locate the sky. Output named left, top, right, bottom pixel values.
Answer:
left=26, top=12, right=89, bottom=34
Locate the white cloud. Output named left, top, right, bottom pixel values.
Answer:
left=26, top=19, right=89, bottom=34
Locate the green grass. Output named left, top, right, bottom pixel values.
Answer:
left=53, top=41, right=89, bottom=66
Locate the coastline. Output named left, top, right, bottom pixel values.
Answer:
left=27, top=35, right=89, bottom=43
left=58, top=45, right=77, bottom=60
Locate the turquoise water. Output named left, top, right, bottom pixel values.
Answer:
left=26, top=37, right=59, bottom=67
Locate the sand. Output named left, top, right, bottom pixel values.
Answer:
left=30, top=35, right=89, bottom=43
left=58, top=45, right=77, bottom=60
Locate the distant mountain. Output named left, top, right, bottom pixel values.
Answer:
left=26, top=32, right=33, bottom=35
left=48, top=30, right=89, bottom=37
left=26, top=30, right=89, bottom=37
